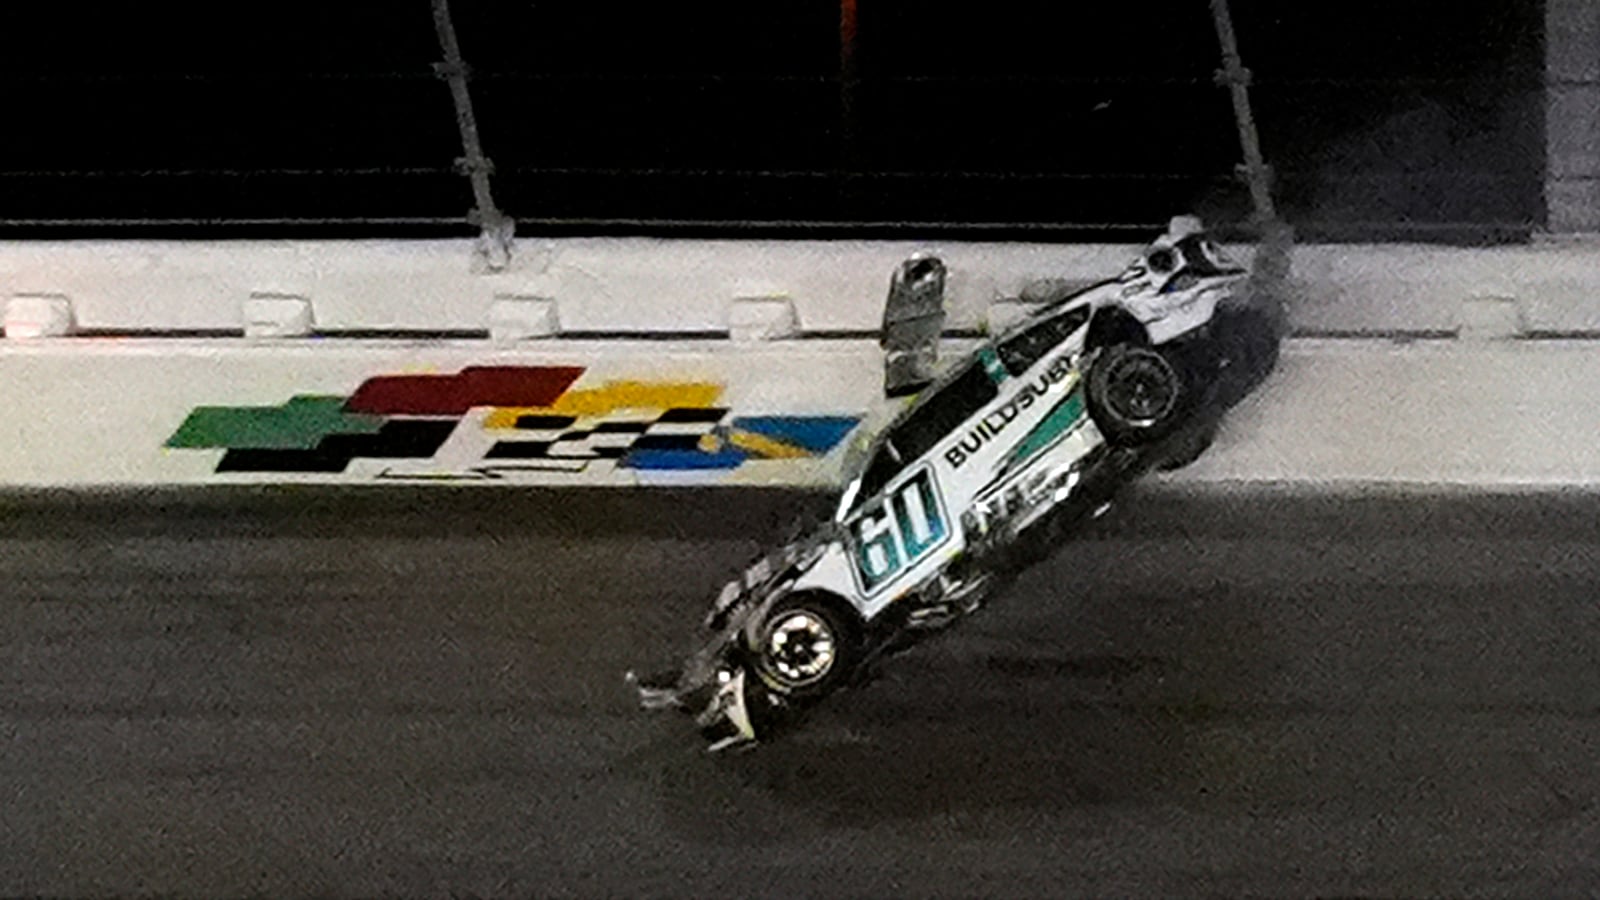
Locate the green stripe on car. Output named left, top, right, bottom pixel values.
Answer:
left=1000, top=388, right=1087, bottom=475
left=978, top=348, right=1008, bottom=384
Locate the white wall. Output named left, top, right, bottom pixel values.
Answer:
left=5, top=236, right=1600, bottom=491
left=1290, top=242, right=1600, bottom=334
left=0, top=339, right=898, bottom=488
left=1175, top=340, right=1600, bottom=487
left=5, top=337, right=1600, bottom=490
left=8, top=236, right=1598, bottom=336
left=0, top=239, right=1137, bottom=334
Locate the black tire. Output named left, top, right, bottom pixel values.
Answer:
left=1087, top=343, right=1191, bottom=445
left=748, top=593, right=861, bottom=700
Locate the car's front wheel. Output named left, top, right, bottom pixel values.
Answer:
left=1087, top=343, right=1191, bottom=445
left=749, top=593, right=861, bottom=700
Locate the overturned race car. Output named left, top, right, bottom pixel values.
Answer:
left=631, top=221, right=1283, bottom=752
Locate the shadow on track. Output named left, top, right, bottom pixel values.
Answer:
left=619, top=574, right=1278, bottom=841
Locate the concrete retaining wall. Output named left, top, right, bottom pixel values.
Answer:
left=5, top=236, right=1599, bottom=490
left=0, top=340, right=900, bottom=488
left=3, top=337, right=1597, bottom=490
left=5, top=237, right=1599, bottom=336
left=1174, top=339, right=1600, bottom=487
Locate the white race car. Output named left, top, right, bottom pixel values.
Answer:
left=633, top=226, right=1281, bottom=751
left=1081, top=217, right=1252, bottom=347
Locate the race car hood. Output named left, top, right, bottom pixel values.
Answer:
left=706, top=519, right=843, bottom=629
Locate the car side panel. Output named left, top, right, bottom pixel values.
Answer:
left=1125, top=275, right=1246, bottom=345
left=787, top=541, right=867, bottom=611
left=839, top=464, right=966, bottom=620
left=1140, top=285, right=1230, bottom=344
left=845, top=342, right=1093, bottom=622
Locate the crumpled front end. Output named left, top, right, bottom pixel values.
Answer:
left=631, top=660, right=765, bottom=754
left=631, top=534, right=828, bottom=751
left=688, top=668, right=762, bottom=752
left=630, top=600, right=768, bottom=752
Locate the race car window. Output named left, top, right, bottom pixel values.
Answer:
left=1147, top=248, right=1178, bottom=274
left=1174, top=234, right=1244, bottom=276
left=996, top=305, right=1090, bottom=376
left=1162, top=271, right=1202, bottom=294
left=852, top=362, right=996, bottom=506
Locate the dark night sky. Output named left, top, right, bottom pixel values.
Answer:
left=0, top=2, right=1546, bottom=241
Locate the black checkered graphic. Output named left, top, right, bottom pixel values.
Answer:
left=486, top=407, right=728, bottom=461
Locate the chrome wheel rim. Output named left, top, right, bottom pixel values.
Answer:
left=763, top=611, right=837, bottom=687
left=1106, top=353, right=1177, bottom=426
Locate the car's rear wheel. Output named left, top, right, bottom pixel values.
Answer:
left=1087, top=343, right=1191, bottom=444
left=749, top=593, right=860, bottom=699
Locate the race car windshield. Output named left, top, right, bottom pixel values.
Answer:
left=1175, top=234, right=1244, bottom=276
left=849, top=363, right=997, bottom=510
left=996, top=305, right=1090, bottom=376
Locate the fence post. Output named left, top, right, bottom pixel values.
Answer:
left=1208, top=0, right=1277, bottom=228
left=1208, top=0, right=1291, bottom=326
left=432, top=0, right=515, bottom=270
left=1545, top=0, right=1600, bottom=235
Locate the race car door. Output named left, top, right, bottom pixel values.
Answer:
left=844, top=362, right=998, bottom=615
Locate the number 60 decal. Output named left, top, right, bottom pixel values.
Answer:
left=850, top=467, right=949, bottom=592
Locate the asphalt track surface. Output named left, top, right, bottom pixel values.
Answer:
left=5, top=485, right=1600, bottom=897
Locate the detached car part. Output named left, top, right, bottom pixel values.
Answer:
left=881, top=254, right=948, bottom=398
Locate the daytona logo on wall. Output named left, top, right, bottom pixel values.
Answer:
left=165, top=365, right=862, bottom=480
